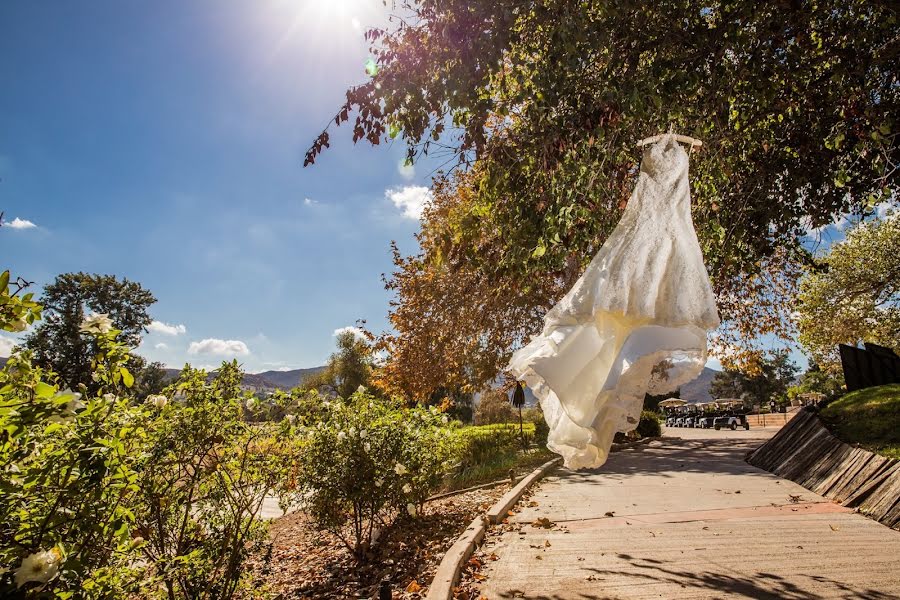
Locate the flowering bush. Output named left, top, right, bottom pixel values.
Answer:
left=289, top=392, right=460, bottom=560
left=131, top=362, right=294, bottom=600
left=0, top=270, right=292, bottom=598
left=1, top=275, right=149, bottom=596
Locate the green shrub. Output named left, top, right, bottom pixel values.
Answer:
left=0, top=271, right=291, bottom=597
left=636, top=410, right=663, bottom=438
left=533, top=416, right=550, bottom=446
left=290, top=393, right=459, bottom=560
left=133, top=363, right=294, bottom=599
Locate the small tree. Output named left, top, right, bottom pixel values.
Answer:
left=301, top=330, right=375, bottom=398
left=474, top=388, right=516, bottom=425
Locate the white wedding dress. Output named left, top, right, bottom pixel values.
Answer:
left=509, top=136, right=720, bottom=469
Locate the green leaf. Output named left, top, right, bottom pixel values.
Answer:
left=120, top=367, right=134, bottom=388
left=35, top=381, right=56, bottom=398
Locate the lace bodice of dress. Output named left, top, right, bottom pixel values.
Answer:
left=634, top=136, right=691, bottom=214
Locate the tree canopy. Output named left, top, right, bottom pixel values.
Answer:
left=309, top=0, right=898, bottom=401
left=709, top=350, right=799, bottom=406
left=302, top=330, right=377, bottom=399
left=24, top=273, right=155, bottom=392
left=796, top=212, right=900, bottom=370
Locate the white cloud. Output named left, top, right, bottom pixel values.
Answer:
left=148, top=320, right=186, bottom=336
left=303, top=197, right=318, bottom=206
left=0, top=336, right=19, bottom=356
left=386, top=185, right=432, bottom=220
left=333, top=326, right=366, bottom=340
left=5, top=217, right=36, bottom=229
left=398, top=160, right=415, bottom=180
left=154, top=342, right=169, bottom=350
left=188, top=338, right=250, bottom=356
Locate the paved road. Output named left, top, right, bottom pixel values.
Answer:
left=474, top=426, right=900, bottom=600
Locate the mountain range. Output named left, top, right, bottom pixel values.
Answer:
left=0, top=357, right=719, bottom=402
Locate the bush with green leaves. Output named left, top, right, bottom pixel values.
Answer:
left=1, top=277, right=149, bottom=596
left=1, top=270, right=292, bottom=598
left=290, top=392, right=459, bottom=560
left=131, top=362, right=294, bottom=600
left=636, top=411, right=663, bottom=439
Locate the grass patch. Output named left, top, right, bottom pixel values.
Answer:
left=446, top=447, right=556, bottom=491
left=819, top=384, right=900, bottom=459
left=446, top=422, right=550, bottom=491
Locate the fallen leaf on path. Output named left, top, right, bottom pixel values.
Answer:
left=531, top=517, right=554, bottom=529
left=604, top=511, right=615, bottom=517
left=789, top=494, right=803, bottom=503
left=406, top=580, right=421, bottom=593
left=545, top=540, right=551, bottom=547
left=829, top=524, right=840, bottom=531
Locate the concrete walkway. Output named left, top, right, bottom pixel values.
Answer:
left=475, top=427, right=900, bottom=599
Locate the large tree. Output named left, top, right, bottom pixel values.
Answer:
left=796, top=211, right=900, bottom=370
left=309, top=0, right=898, bottom=400
left=24, top=273, right=155, bottom=391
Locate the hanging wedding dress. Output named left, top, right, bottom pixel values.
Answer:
left=509, top=135, right=720, bottom=470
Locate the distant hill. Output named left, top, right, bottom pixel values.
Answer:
left=0, top=357, right=325, bottom=395
left=1, top=354, right=716, bottom=401
left=680, top=366, right=719, bottom=404
left=162, top=366, right=326, bottom=393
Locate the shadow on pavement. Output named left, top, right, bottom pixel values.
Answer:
left=550, top=437, right=773, bottom=482
left=493, top=552, right=898, bottom=600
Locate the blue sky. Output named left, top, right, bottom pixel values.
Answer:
left=2, top=1, right=873, bottom=375
left=0, top=1, right=441, bottom=371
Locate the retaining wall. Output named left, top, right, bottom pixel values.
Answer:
left=747, top=408, right=900, bottom=530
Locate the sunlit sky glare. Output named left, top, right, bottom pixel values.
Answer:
left=0, top=0, right=446, bottom=372
left=0, top=2, right=844, bottom=374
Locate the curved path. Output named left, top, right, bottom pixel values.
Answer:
left=474, top=427, right=900, bottom=599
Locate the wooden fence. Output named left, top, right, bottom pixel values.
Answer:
left=747, top=408, right=900, bottom=530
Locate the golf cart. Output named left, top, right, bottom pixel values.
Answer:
left=714, top=415, right=750, bottom=430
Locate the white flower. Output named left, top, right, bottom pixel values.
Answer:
left=55, top=390, right=84, bottom=414
left=338, top=431, right=347, bottom=441
left=348, top=426, right=357, bottom=437
left=356, top=385, right=367, bottom=394
left=364, top=442, right=371, bottom=452
left=359, top=429, right=367, bottom=439
left=406, top=503, right=417, bottom=517
left=79, top=313, right=113, bottom=335
left=102, top=393, right=117, bottom=404
left=245, top=398, right=258, bottom=410
left=374, top=478, right=383, bottom=487
left=146, top=395, right=168, bottom=409
left=285, top=414, right=296, bottom=424
left=441, top=415, right=449, bottom=425
left=91, top=372, right=101, bottom=382
left=402, top=483, right=412, bottom=494
left=394, top=463, right=408, bottom=476
left=14, top=548, right=61, bottom=588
